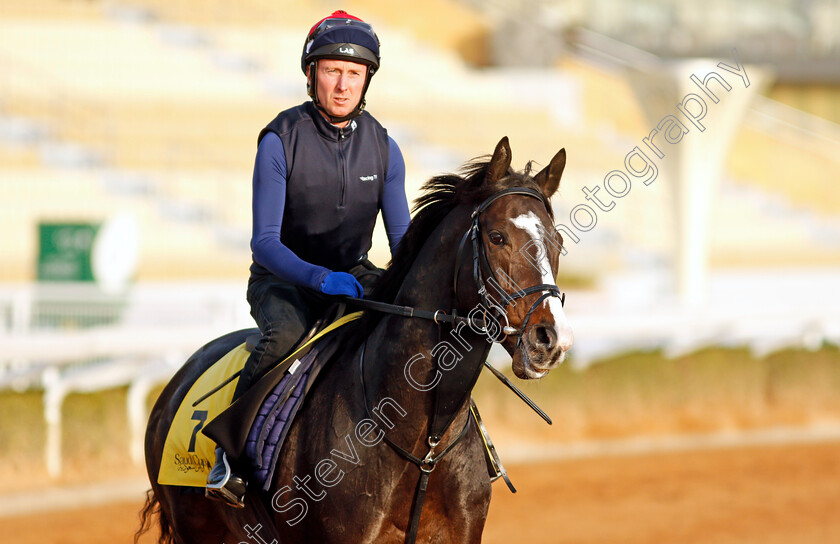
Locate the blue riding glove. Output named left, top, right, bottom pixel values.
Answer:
left=320, top=271, right=364, bottom=298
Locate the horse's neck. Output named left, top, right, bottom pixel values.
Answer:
left=364, top=209, right=490, bottom=453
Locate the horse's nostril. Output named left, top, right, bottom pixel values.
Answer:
left=531, top=325, right=556, bottom=349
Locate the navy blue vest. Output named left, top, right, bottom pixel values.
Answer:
left=253, top=102, right=390, bottom=275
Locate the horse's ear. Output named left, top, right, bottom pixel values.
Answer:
left=534, top=148, right=566, bottom=198
left=485, top=136, right=512, bottom=184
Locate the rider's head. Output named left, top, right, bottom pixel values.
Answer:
left=301, top=10, right=380, bottom=125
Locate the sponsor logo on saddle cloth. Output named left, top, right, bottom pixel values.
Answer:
left=158, top=344, right=249, bottom=486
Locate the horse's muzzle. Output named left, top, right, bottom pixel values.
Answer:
left=512, top=320, right=574, bottom=379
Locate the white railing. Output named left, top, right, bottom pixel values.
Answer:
left=0, top=282, right=252, bottom=476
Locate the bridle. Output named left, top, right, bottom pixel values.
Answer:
left=348, top=185, right=567, bottom=544
left=452, top=186, right=566, bottom=344
left=348, top=185, right=566, bottom=341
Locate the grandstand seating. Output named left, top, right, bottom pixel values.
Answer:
left=2, top=171, right=251, bottom=281
left=732, top=104, right=840, bottom=217
left=1, top=0, right=839, bottom=284
left=769, top=84, right=840, bottom=125
left=2, top=0, right=103, bottom=20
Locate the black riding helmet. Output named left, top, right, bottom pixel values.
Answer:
left=301, top=10, right=381, bottom=124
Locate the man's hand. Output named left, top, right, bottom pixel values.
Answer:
left=320, top=272, right=364, bottom=298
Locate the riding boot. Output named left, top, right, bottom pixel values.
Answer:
left=205, top=446, right=247, bottom=508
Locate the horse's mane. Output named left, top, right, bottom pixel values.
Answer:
left=341, top=155, right=552, bottom=347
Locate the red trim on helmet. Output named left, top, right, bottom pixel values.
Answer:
left=307, top=10, right=366, bottom=38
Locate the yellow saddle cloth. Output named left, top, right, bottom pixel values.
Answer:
left=157, top=312, right=362, bottom=487
left=158, top=342, right=248, bottom=486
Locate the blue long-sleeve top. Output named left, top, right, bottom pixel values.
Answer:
left=251, top=131, right=410, bottom=289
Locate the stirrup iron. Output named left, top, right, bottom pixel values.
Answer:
left=206, top=449, right=247, bottom=508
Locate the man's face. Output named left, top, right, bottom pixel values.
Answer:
left=309, top=59, right=367, bottom=123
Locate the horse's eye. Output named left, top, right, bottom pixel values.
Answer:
left=488, top=231, right=505, bottom=246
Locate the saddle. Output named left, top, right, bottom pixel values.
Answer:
left=202, top=305, right=357, bottom=489
left=157, top=305, right=358, bottom=488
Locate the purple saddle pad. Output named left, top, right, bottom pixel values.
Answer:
left=244, top=347, right=318, bottom=490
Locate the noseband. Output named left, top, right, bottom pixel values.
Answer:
left=453, top=186, right=566, bottom=345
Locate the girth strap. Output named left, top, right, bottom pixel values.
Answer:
left=470, top=399, right=516, bottom=493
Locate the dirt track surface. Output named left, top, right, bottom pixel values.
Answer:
left=2, top=441, right=839, bottom=544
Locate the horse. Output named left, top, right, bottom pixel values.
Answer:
left=137, top=137, right=574, bottom=544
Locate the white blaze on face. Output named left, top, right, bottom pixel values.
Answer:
left=510, top=211, right=570, bottom=332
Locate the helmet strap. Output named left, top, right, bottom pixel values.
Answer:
left=307, top=59, right=373, bottom=125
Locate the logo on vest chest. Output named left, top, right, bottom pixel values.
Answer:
left=359, top=174, right=378, bottom=182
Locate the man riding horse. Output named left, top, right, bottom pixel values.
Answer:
left=206, top=10, right=411, bottom=507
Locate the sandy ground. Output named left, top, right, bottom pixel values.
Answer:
left=1, top=440, right=839, bottom=544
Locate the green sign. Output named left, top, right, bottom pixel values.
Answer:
left=37, top=222, right=100, bottom=282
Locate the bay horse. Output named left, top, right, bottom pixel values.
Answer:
left=137, top=137, right=573, bottom=544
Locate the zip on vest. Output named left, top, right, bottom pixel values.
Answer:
left=338, top=127, right=347, bottom=208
